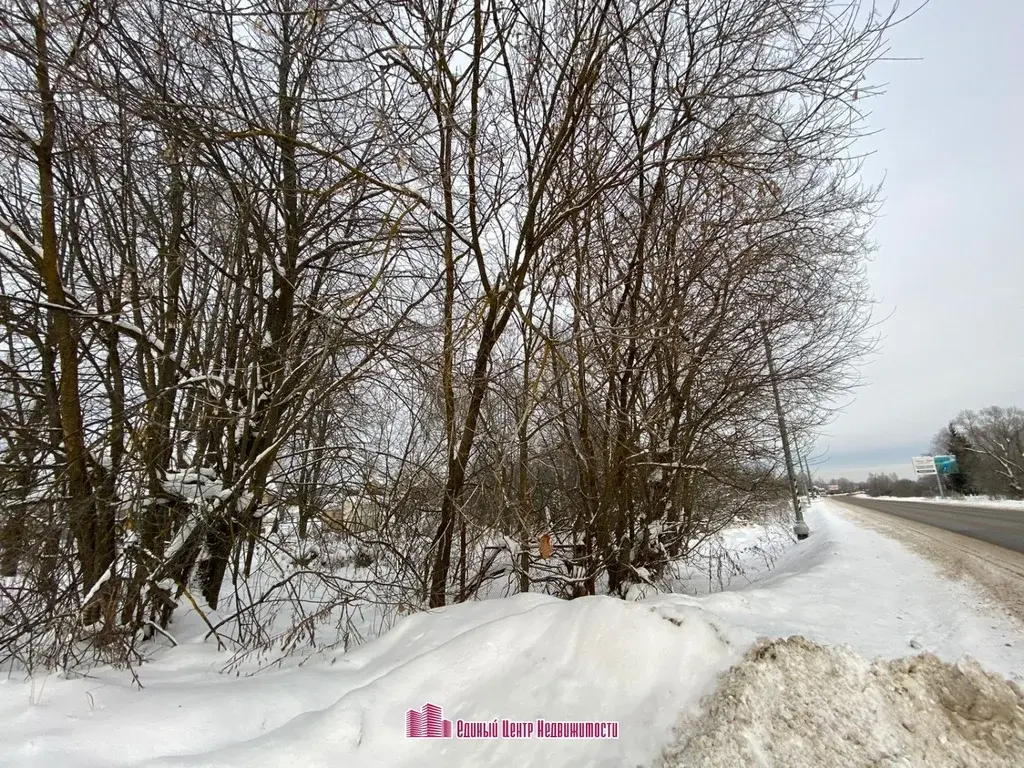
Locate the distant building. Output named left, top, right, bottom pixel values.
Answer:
left=320, top=493, right=382, bottom=533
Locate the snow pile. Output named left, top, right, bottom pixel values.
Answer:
left=1, top=595, right=744, bottom=768
left=659, top=635, right=1024, bottom=768
left=141, top=597, right=741, bottom=768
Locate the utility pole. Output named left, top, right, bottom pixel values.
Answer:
left=761, top=322, right=810, bottom=540
left=793, top=441, right=810, bottom=500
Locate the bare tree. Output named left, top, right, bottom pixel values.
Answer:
left=0, top=0, right=898, bottom=670
left=953, top=407, right=1024, bottom=499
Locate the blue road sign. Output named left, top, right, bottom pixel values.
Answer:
left=934, top=455, right=959, bottom=475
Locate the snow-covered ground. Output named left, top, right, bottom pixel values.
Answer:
left=651, top=503, right=1022, bottom=678
left=2, top=499, right=1022, bottom=768
left=862, top=494, right=1024, bottom=511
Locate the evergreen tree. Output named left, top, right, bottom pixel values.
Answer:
left=940, top=423, right=976, bottom=495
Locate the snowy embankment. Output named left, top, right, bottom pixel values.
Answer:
left=2, top=500, right=1023, bottom=768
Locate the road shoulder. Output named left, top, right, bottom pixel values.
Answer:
left=829, top=499, right=1024, bottom=625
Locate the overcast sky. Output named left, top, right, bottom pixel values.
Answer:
left=814, top=0, right=1024, bottom=482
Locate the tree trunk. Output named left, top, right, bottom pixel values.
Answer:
left=31, top=11, right=111, bottom=612
left=428, top=302, right=504, bottom=607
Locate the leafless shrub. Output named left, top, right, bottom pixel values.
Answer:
left=0, top=0, right=898, bottom=671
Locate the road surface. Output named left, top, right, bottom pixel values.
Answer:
left=836, top=496, right=1024, bottom=555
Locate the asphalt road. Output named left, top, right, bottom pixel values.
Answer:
left=836, top=496, right=1024, bottom=555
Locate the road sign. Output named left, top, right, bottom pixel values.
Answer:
left=934, top=455, right=959, bottom=475
left=912, top=456, right=937, bottom=475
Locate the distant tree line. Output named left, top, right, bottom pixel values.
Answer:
left=816, top=475, right=932, bottom=498
left=861, top=473, right=936, bottom=498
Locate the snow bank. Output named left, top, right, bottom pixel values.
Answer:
left=1, top=595, right=744, bottom=768
left=659, top=635, right=1024, bottom=768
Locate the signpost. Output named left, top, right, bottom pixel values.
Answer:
left=911, top=455, right=959, bottom=498
left=934, top=455, right=959, bottom=475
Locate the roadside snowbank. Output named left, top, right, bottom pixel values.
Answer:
left=0, top=595, right=746, bottom=768
left=660, top=636, right=1024, bottom=768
